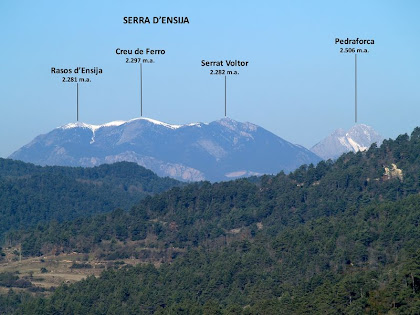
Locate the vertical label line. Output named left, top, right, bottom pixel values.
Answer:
left=225, top=75, right=227, bottom=117
left=77, top=83, right=79, bottom=122
left=140, top=63, right=143, bottom=117
left=355, top=54, right=357, bottom=123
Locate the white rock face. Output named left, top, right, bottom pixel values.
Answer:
left=311, top=124, right=383, bottom=160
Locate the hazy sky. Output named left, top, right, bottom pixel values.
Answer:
left=1, top=0, right=419, bottom=157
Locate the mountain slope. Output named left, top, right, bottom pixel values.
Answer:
left=10, top=117, right=321, bottom=182
left=7, top=127, right=420, bottom=314
left=311, top=124, right=383, bottom=160
left=0, top=159, right=181, bottom=236
left=11, top=128, right=420, bottom=258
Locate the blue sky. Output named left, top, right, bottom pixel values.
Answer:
left=1, top=0, right=419, bottom=157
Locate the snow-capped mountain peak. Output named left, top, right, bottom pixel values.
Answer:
left=311, top=124, right=383, bottom=160
left=59, top=117, right=184, bottom=132
left=60, top=120, right=127, bottom=133
left=10, top=117, right=321, bottom=182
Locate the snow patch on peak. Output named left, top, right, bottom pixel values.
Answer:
left=60, top=120, right=128, bottom=144
left=134, top=117, right=210, bottom=129
left=311, top=124, right=383, bottom=160
left=59, top=118, right=210, bottom=136
left=128, top=117, right=208, bottom=129
left=134, top=117, right=182, bottom=129
left=60, top=120, right=126, bottom=133
left=185, top=122, right=207, bottom=128
left=61, top=122, right=94, bottom=130
left=100, top=120, right=126, bottom=128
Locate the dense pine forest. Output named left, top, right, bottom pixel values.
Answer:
left=1, top=128, right=420, bottom=313
left=0, top=160, right=181, bottom=238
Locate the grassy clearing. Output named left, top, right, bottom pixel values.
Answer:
left=0, top=253, right=143, bottom=295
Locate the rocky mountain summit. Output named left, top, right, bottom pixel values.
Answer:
left=311, top=124, right=383, bottom=160
left=10, top=117, right=321, bottom=181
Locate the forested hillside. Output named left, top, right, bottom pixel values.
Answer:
left=9, top=129, right=420, bottom=258
left=2, top=128, right=420, bottom=314
left=0, top=159, right=181, bottom=237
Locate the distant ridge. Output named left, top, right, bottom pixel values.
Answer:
left=311, top=124, right=383, bottom=160
left=10, top=117, right=321, bottom=182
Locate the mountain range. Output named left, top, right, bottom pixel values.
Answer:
left=310, top=124, right=383, bottom=160
left=9, top=117, right=321, bottom=182
left=4, top=126, right=420, bottom=314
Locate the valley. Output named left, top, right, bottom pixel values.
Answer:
left=0, top=127, right=420, bottom=313
left=1, top=2, right=419, bottom=314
